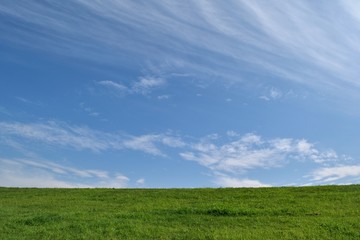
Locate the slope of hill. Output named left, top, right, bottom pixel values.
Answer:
left=1, top=185, right=359, bottom=239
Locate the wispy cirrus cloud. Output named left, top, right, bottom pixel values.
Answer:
left=0, top=158, right=129, bottom=188
left=0, top=121, right=184, bottom=156
left=123, top=133, right=185, bottom=156
left=97, top=77, right=166, bottom=96
left=98, top=80, right=129, bottom=94
left=309, top=165, right=360, bottom=183
left=15, top=96, right=44, bottom=107
left=157, top=95, right=170, bottom=100
left=0, top=120, right=354, bottom=187
left=2, top=1, right=360, bottom=99
left=132, top=77, right=166, bottom=95
left=79, top=102, right=100, bottom=117
left=259, top=88, right=283, bottom=101
left=0, top=121, right=116, bottom=152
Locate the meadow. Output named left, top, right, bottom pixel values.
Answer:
left=1, top=185, right=360, bottom=239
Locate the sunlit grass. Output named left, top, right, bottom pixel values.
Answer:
left=1, top=185, right=360, bottom=239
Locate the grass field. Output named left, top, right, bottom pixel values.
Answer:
left=1, top=185, right=360, bottom=239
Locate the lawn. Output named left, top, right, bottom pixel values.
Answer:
left=1, top=185, right=360, bottom=239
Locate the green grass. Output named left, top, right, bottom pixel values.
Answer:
left=1, top=185, right=360, bottom=239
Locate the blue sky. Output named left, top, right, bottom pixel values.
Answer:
left=1, top=1, right=360, bottom=188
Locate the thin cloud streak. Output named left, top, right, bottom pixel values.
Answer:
left=310, top=165, right=360, bottom=183
left=98, top=77, right=166, bottom=96
left=0, top=121, right=185, bottom=156
left=0, top=158, right=129, bottom=188
left=2, top=1, right=360, bottom=97
left=0, top=120, right=355, bottom=187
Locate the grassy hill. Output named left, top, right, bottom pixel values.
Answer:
left=1, top=185, right=360, bottom=239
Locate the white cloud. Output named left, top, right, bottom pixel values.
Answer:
left=259, top=96, right=270, bottom=101
left=0, top=121, right=184, bottom=156
left=214, top=175, right=270, bottom=188
left=132, top=77, right=166, bottom=95
left=180, top=133, right=342, bottom=173
left=270, top=88, right=282, bottom=99
left=310, top=165, right=360, bottom=183
left=136, top=178, right=145, bottom=185
left=0, top=138, right=39, bottom=158
left=123, top=134, right=185, bottom=156
left=157, top=95, right=170, bottom=100
left=98, top=77, right=166, bottom=96
left=0, top=121, right=117, bottom=152
left=5, top=1, right=360, bottom=101
left=123, top=135, right=165, bottom=156
left=226, top=130, right=239, bottom=137
left=98, top=80, right=129, bottom=93
left=260, top=88, right=283, bottom=101
left=161, top=137, right=186, bottom=148
left=240, top=133, right=262, bottom=145
left=270, top=138, right=293, bottom=152
left=16, top=96, right=43, bottom=106
left=79, top=103, right=100, bottom=117
left=0, top=120, right=352, bottom=187
left=297, top=139, right=313, bottom=154
left=0, top=158, right=129, bottom=188
left=16, top=159, right=109, bottom=178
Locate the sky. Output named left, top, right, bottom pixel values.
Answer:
left=1, top=0, right=360, bottom=188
